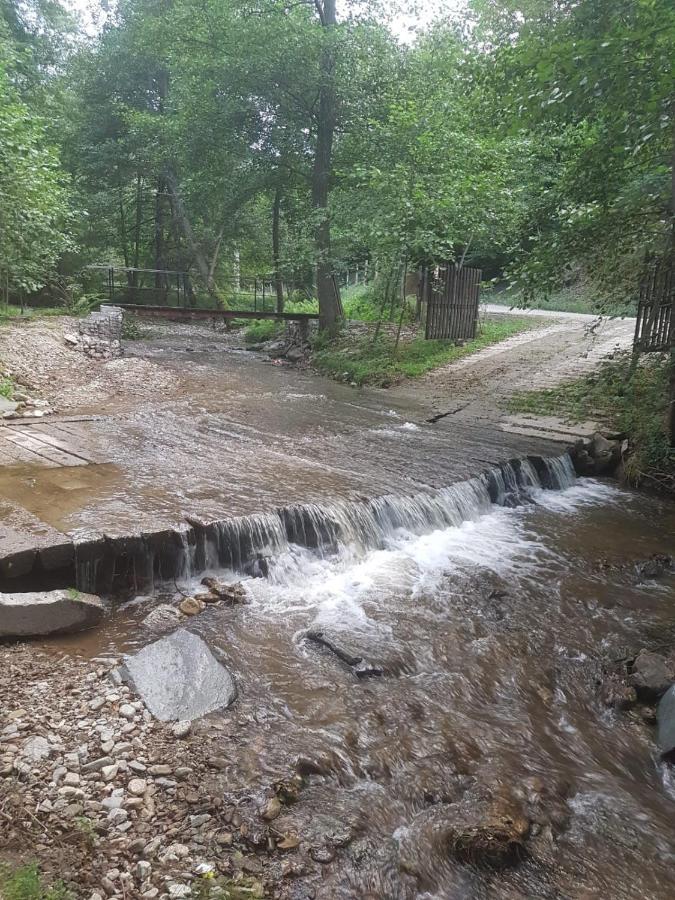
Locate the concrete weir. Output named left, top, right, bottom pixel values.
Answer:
left=0, top=453, right=577, bottom=596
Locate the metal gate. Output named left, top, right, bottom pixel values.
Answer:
left=422, top=264, right=482, bottom=341
left=633, top=257, right=673, bottom=353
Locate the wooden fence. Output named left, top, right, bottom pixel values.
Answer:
left=633, top=257, right=673, bottom=353
left=422, top=264, right=482, bottom=341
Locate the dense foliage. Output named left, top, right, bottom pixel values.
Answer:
left=0, top=0, right=670, bottom=313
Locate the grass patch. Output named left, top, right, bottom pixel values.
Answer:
left=0, top=864, right=73, bottom=900
left=509, top=351, right=675, bottom=491
left=0, top=376, right=14, bottom=399
left=0, top=305, right=67, bottom=322
left=313, top=317, right=529, bottom=387
left=243, top=319, right=281, bottom=344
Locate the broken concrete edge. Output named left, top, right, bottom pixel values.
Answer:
left=0, top=450, right=587, bottom=596
left=0, top=589, right=104, bottom=638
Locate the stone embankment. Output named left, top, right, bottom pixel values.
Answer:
left=0, top=644, right=309, bottom=900
left=64, top=305, right=124, bottom=360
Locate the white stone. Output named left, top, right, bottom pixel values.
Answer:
left=128, top=778, right=147, bottom=796
left=22, top=736, right=51, bottom=762
left=119, top=704, right=136, bottom=720
left=171, top=721, right=191, bottom=739
left=136, top=861, right=152, bottom=881
left=107, top=807, right=128, bottom=824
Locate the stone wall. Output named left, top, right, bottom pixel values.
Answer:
left=64, top=305, right=124, bottom=359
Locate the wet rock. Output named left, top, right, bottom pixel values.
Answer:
left=635, top=554, right=674, bottom=581
left=0, top=589, right=104, bottom=638
left=599, top=674, right=637, bottom=710
left=398, top=786, right=530, bottom=871
left=123, top=629, right=237, bottom=721
left=142, top=604, right=182, bottom=633
left=200, top=577, right=248, bottom=604
left=178, top=597, right=204, bottom=617
left=629, top=649, right=675, bottom=700
left=243, top=555, right=269, bottom=579
left=657, top=685, right=675, bottom=758
left=261, top=796, right=282, bottom=821
left=305, top=630, right=383, bottom=679
left=570, top=433, right=621, bottom=477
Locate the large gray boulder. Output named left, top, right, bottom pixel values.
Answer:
left=0, top=589, right=103, bottom=637
left=123, top=629, right=236, bottom=722
left=657, top=685, right=675, bottom=757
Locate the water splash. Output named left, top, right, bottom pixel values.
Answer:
left=76, top=453, right=578, bottom=594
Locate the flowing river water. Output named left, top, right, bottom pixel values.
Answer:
left=52, top=459, right=675, bottom=899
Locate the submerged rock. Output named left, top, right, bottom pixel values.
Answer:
left=0, top=589, right=103, bottom=637
left=123, top=629, right=237, bottom=721
left=200, top=577, right=248, bottom=604
left=629, top=649, right=675, bottom=700
left=635, top=554, right=674, bottom=581
left=305, top=630, right=383, bottom=679
left=398, top=786, right=530, bottom=871
left=142, top=604, right=182, bottom=633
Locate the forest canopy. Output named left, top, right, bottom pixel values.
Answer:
left=0, top=0, right=673, bottom=319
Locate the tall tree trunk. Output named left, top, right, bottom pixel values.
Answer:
left=272, top=186, right=284, bottom=314
left=132, top=173, right=143, bottom=288
left=668, top=115, right=675, bottom=446
left=154, top=175, right=168, bottom=295
left=117, top=181, right=130, bottom=276
left=164, top=167, right=227, bottom=308
left=312, top=0, right=342, bottom=333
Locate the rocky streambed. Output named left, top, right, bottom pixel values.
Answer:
left=2, top=470, right=675, bottom=899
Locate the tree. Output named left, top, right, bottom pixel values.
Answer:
left=0, top=16, right=73, bottom=295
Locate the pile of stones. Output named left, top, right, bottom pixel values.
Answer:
left=64, top=305, right=124, bottom=360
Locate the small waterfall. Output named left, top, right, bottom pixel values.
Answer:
left=74, top=453, right=577, bottom=595
left=195, top=453, right=576, bottom=577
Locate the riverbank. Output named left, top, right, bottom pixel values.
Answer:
left=509, top=351, right=675, bottom=494
left=2, top=474, right=675, bottom=899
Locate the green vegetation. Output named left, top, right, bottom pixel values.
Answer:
left=488, top=285, right=636, bottom=318
left=0, top=377, right=13, bottom=399
left=0, top=864, right=73, bottom=900
left=0, top=0, right=671, bottom=447
left=510, top=352, right=675, bottom=490
left=243, top=320, right=281, bottom=344
left=0, top=306, right=67, bottom=322
left=314, top=318, right=529, bottom=387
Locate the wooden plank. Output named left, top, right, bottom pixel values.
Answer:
left=29, top=427, right=94, bottom=463
left=4, top=431, right=89, bottom=466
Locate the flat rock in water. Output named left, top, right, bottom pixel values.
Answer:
left=657, top=685, right=675, bottom=757
left=123, top=629, right=236, bottom=721
left=142, top=604, right=182, bottom=633
left=0, top=589, right=103, bottom=637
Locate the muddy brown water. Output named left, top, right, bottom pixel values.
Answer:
left=44, top=471, right=675, bottom=899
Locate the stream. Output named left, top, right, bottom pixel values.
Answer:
left=51, top=460, right=675, bottom=899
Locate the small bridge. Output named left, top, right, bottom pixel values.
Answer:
left=117, top=304, right=319, bottom=323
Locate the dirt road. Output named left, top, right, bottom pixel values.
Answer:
left=391, top=304, right=635, bottom=422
